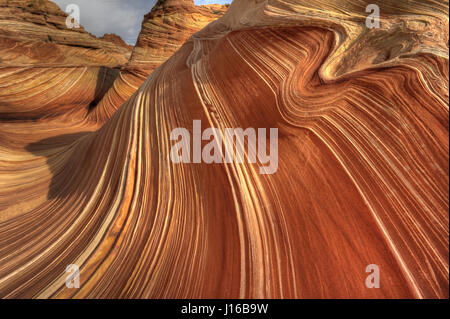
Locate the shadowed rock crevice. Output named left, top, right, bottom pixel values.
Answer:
left=87, top=66, right=120, bottom=113
left=25, top=132, right=94, bottom=199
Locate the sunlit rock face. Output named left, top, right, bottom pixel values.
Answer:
left=0, top=0, right=131, bottom=120
left=98, top=34, right=133, bottom=51
left=0, top=0, right=448, bottom=299
left=0, top=0, right=131, bottom=65
left=89, top=0, right=228, bottom=121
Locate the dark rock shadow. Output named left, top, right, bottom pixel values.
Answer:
left=88, top=66, right=120, bottom=113
left=25, top=131, right=94, bottom=200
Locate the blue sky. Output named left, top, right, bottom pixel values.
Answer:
left=50, top=1, right=232, bottom=45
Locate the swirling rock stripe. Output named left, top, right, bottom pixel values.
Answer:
left=0, top=66, right=119, bottom=120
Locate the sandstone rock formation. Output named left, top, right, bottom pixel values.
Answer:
left=0, top=0, right=131, bottom=66
left=0, top=0, right=131, bottom=120
left=99, top=33, right=133, bottom=51
left=89, top=0, right=228, bottom=121
left=0, top=0, right=448, bottom=299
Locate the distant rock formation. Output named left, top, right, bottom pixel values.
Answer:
left=0, top=0, right=131, bottom=66
left=0, top=0, right=132, bottom=119
left=99, top=33, right=133, bottom=51
left=90, top=0, right=228, bottom=121
left=131, top=0, right=228, bottom=70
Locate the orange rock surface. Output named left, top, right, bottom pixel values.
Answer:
left=98, top=33, right=133, bottom=51
left=0, top=0, right=448, bottom=299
